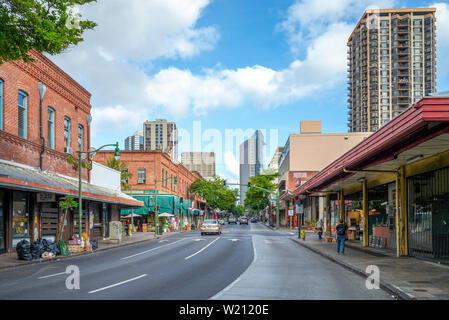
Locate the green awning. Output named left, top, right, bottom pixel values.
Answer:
left=121, top=195, right=175, bottom=215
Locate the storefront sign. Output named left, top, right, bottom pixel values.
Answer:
left=37, top=193, right=56, bottom=202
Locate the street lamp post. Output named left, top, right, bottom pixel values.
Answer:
left=77, top=142, right=120, bottom=242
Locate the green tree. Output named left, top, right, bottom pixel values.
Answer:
left=244, top=170, right=279, bottom=212
left=105, top=155, right=132, bottom=190
left=58, top=194, right=78, bottom=241
left=0, top=0, right=97, bottom=64
left=189, top=176, right=237, bottom=214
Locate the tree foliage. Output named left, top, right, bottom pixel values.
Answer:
left=189, top=177, right=237, bottom=211
left=105, top=155, right=132, bottom=190
left=0, top=0, right=97, bottom=64
left=58, top=194, right=78, bottom=241
left=244, top=170, right=280, bottom=212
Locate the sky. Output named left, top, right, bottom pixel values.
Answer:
left=51, top=0, right=449, bottom=183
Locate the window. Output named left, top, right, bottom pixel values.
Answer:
left=78, top=124, right=84, bottom=151
left=138, top=168, right=146, bottom=184
left=64, top=116, right=71, bottom=150
left=47, top=107, right=55, bottom=148
left=0, top=79, right=3, bottom=130
left=165, top=171, right=168, bottom=187
left=162, top=169, right=164, bottom=186
left=18, top=91, right=27, bottom=138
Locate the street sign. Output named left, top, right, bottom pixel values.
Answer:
left=288, top=210, right=294, bottom=216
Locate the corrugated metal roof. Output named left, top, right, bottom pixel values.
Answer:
left=0, top=161, right=143, bottom=207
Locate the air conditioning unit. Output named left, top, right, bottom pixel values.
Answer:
left=65, top=146, right=73, bottom=155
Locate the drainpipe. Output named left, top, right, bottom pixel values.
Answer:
left=38, top=82, right=46, bottom=170
left=86, top=114, right=92, bottom=183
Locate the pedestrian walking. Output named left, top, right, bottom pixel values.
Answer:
left=315, top=219, right=323, bottom=239
left=336, top=219, right=347, bottom=255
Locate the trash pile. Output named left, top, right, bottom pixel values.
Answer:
left=16, top=239, right=61, bottom=261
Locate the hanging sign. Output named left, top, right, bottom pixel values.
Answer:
left=37, top=193, right=55, bottom=202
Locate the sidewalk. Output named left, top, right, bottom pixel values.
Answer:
left=0, top=230, right=182, bottom=270
left=291, top=234, right=449, bottom=300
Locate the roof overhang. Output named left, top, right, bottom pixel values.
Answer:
left=294, top=97, right=449, bottom=197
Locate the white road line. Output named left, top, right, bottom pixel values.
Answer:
left=88, top=274, right=147, bottom=294
left=38, top=272, right=66, bottom=279
left=121, top=238, right=185, bottom=260
left=184, top=237, right=220, bottom=260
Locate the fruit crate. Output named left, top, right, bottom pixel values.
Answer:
left=68, top=244, right=81, bottom=253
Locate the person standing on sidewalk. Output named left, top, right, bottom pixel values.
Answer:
left=315, top=219, right=323, bottom=239
left=336, top=219, right=347, bottom=255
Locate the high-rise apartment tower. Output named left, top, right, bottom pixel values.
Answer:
left=348, top=8, right=436, bottom=132
left=143, top=119, right=178, bottom=161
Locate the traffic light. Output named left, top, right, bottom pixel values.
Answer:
left=223, top=180, right=227, bottom=188
left=289, top=200, right=293, bottom=207
left=247, top=182, right=251, bottom=190
left=180, top=197, right=184, bottom=205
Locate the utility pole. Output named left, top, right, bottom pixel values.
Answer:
left=154, top=178, right=159, bottom=237
left=130, top=184, right=133, bottom=236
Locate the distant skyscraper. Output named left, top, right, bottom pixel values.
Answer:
left=181, top=152, right=216, bottom=178
left=348, top=8, right=436, bottom=132
left=239, top=130, right=265, bottom=204
left=124, top=131, right=143, bottom=150
left=143, top=119, right=178, bottom=161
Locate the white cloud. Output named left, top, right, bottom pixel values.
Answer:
left=224, top=152, right=239, bottom=179
left=433, top=2, right=449, bottom=81
left=51, top=0, right=218, bottom=131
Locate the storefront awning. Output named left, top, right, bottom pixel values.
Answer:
left=0, top=161, right=143, bottom=207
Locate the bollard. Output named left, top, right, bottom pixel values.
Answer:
left=301, top=230, right=306, bottom=241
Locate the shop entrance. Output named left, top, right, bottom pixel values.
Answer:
left=0, top=191, right=5, bottom=254
left=408, top=167, right=449, bottom=263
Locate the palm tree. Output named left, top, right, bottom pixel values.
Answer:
left=105, top=155, right=132, bottom=190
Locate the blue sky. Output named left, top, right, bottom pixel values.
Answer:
left=52, top=0, right=449, bottom=183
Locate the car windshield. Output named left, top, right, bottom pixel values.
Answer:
left=204, top=220, right=218, bottom=224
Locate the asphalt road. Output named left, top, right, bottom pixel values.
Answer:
left=0, top=222, right=392, bottom=300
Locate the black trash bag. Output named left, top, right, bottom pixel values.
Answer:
left=30, top=240, right=44, bottom=260
left=47, top=241, right=60, bottom=255
left=16, top=240, right=32, bottom=261
left=89, top=240, right=98, bottom=250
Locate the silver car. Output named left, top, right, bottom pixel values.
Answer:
left=200, top=219, right=221, bottom=235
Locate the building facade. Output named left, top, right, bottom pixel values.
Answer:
left=94, top=150, right=207, bottom=228
left=0, top=51, right=142, bottom=254
left=181, top=152, right=216, bottom=179
left=239, top=130, right=265, bottom=204
left=348, top=8, right=436, bottom=132
left=124, top=131, right=143, bottom=151
left=143, top=119, right=178, bottom=161
left=277, top=121, right=371, bottom=228
left=294, top=96, right=449, bottom=263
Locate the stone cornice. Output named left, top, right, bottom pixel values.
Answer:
left=10, top=50, right=91, bottom=114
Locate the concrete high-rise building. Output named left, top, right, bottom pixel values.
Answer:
left=348, top=8, right=436, bottom=132
left=124, top=131, right=143, bottom=151
left=239, top=130, right=265, bottom=204
left=181, top=152, right=216, bottom=178
left=143, top=119, right=178, bottom=161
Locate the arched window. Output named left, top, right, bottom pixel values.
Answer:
left=18, top=90, right=27, bottom=138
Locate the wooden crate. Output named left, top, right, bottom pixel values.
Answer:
left=68, top=244, right=81, bottom=253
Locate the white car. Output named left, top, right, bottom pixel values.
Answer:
left=218, top=219, right=225, bottom=225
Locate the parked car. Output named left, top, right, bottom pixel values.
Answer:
left=228, top=216, right=237, bottom=224
left=218, top=219, right=225, bottom=225
left=239, top=217, right=249, bottom=225
left=201, top=219, right=221, bottom=235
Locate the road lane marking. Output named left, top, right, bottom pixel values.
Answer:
left=184, top=237, right=220, bottom=260
left=194, top=239, right=206, bottom=242
left=158, top=240, right=169, bottom=243
left=121, top=238, right=185, bottom=260
left=228, top=239, right=240, bottom=242
left=38, top=272, right=66, bottom=279
left=88, top=274, right=147, bottom=294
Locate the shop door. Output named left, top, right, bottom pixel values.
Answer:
left=41, top=207, right=59, bottom=241
left=432, top=200, right=449, bottom=262
left=0, top=191, right=5, bottom=254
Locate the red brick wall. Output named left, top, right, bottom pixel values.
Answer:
left=94, top=150, right=205, bottom=204
left=0, top=51, right=91, bottom=179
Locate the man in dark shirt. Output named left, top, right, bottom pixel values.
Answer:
left=336, top=219, right=347, bottom=255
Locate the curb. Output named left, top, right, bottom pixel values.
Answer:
left=290, top=238, right=414, bottom=300
left=0, top=231, right=183, bottom=271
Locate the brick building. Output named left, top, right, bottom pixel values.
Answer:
left=94, top=150, right=207, bottom=228
left=0, top=51, right=142, bottom=254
